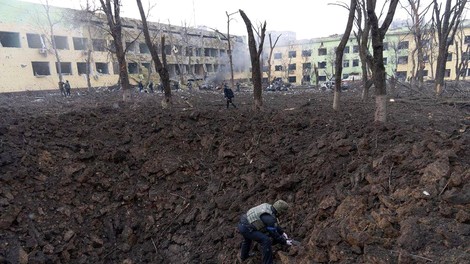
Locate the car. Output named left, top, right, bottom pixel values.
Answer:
left=320, top=80, right=349, bottom=91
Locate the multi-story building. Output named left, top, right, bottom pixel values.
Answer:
left=266, top=20, right=470, bottom=86
left=0, top=0, right=249, bottom=92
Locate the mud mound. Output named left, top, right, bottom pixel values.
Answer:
left=0, top=89, right=469, bottom=263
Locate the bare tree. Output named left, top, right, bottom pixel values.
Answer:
left=266, top=33, right=282, bottom=85
left=98, top=0, right=131, bottom=101
left=136, top=0, right=172, bottom=105
left=239, top=10, right=266, bottom=110
left=354, top=0, right=373, bottom=101
left=454, top=23, right=470, bottom=81
left=367, top=0, right=399, bottom=123
left=432, top=0, right=468, bottom=95
left=334, top=0, right=357, bottom=111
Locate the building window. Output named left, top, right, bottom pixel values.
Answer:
left=56, top=62, right=72, bottom=75
left=398, top=56, right=408, bottom=64
left=0, top=31, right=21, bottom=48
left=445, top=69, right=451, bottom=77
left=353, top=59, right=359, bottom=67
left=423, top=54, right=429, bottom=62
left=383, top=42, right=389, bottom=51
left=353, top=45, right=359, bottom=53
left=288, top=76, right=296, bottom=83
left=275, top=65, right=283, bottom=71
left=92, top=39, right=106, bottom=51
left=274, top=53, right=282, bottom=59
left=288, top=51, right=297, bottom=58
left=344, top=46, right=350, bottom=53
left=383, top=57, right=388, bottom=65
left=288, top=64, right=296, bottom=70
left=318, top=61, right=327, bottom=69
left=186, top=47, right=193, bottom=56
left=53, top=36, right=69, bottom=50
left=343, top=73, right=349, bottom=79
left=318, top=48, right=327, bottom=56
left=96, top=62, right=109, bottom=74
left=398, top=41, right=409, bottom=50
left=142, top=62, right=151, bottom=73
left=32, top=61, right=50, bottom=76
left=446, top=53, right=452, bottom=61
left=419, top=70, right=428, bottom=77
left=396, top=71, right=407, bottom=81
left=77, top=62, right=87, bottom=75
left=128, top=62, right=138, bottom=74
left=27, top=33, right=45, bottom=48
left=343, top=60, right=349, bottom=67
left=303, top=63, right=311, bottom=70
left=318, top=76, right=327, bottom=81
left=73, top=37, right=88, bottom=50
left=303, top=75, right=311, bottom=82
left=465, top=35, right=470, bottom=44
left=139, top=43, right=150, bottom=54
left=301, top=50, right=312, bottom=57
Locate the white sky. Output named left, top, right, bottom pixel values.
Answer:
left=22, top=0, right=448, bottom=39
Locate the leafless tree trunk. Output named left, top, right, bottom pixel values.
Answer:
left=135, top=0, right=172, bottom=105
left=367, top=0, right=399, bottom=123
left=313, top=64, right=319, bottom=88
left=239, top=10, right=266, bottom=110
left=267, top=33, right=281, bottom=85
left=354, top=0, right=373, bottom=101
left=226, top=11, right=238, bottom=90
left=455, top=24, right=470, bottom=81
left=334, top=0, right=357, bottom=111
left=432, top=0, right=468, bottom=95
left=99, top=0, right=131, bottom=101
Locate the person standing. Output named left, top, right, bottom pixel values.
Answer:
left=148, top=81, right=154, bottom=93
left=64, top=80, right=71, bottom=97
left=58, top=81, right=66, bottom=97
left=138, top=81, right=144, bottom=93
left=236, top=81, right=241, bottom=92
left=237, top=200, right=292, bottom=263
left=223, top=83, right=236, bottom=109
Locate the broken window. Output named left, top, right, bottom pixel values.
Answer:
left=302, top=75, right=311, bottom=82
left=108, top=42, right=116, bottom=53
left=262, top=66, right=269, bottom=72
left=205, top=64, right=213, bottom=72
left=139, top=43, right=150, bottom=54
left=92, top=39, right=106, bottom=51
left=343, top=60, right=349, bottom=67
left=318, top=76, right=326, bottom=81
left=383, top=57, right=387, bottom=65
left=301, top=50, right=311, bottom=57
left=344, top=46, right=350, bottom=53
left=211, top=49, right=218, bottom=57
left=275, top=65, right=283, bottom=71
left=56, top=62, right=72, bottom=75
left=446, top=52, right=453, bottom=61
left=419, top=70, right=428, bottom=77
left=128, top=62, right=138, bottom=74
left=288, top=76, right=296, bottom=83
left=195, top=48, right=202, bottom=56
left=126, top=41, right=137, bottom=53
left=445, top=69, right=451, bottom=77
left=398, top=41, right=409, bottom=50
left=353, top=45, right=359, bottom=53
left=96, top=62, right=109, bottom=74
left=423, top=54, right=429, bottom=62
left=164, top=45, right=171, bottom=55
left=142, top=62, right=151, bottom=73
left=288, top=64, right=296, bottom=70
left=186, top=47, right=193, bottom=56
left=398, top=56, right=408, bottom=64
left=0, top=31, right=21, bottom=48
left=32, top=61, right=50, bottom=76
left=465, top=35, right=470, bottom=44
left=383, top=42, right=389, bottom=51
left=77, top=62, right=88, bottom=75
left=112, top=62, right=119, bottom=75
left=352, top=59, right=359, bottom=67
left=318, top=61, right=327, bottom=69
left=204, top=48, right=210, bottom=57
left=53, top=36, right=69, bottom=50
left=27, top=33, right=46, bottom=48
left=318, top=48, right=327, bottom=56
left=73, top=37, right=88, bottom=50
left=396, top=71, right=407, bottom=81
left=302, top=63, right=311, bottom=70
left=288, top=51, right=297, bottom=58
left=274, top=53, right=282, bottom=59
left=220, top=49, right=226, bottom=57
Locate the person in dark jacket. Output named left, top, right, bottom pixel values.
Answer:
left=237, top=200, right=292, bottom=263
left=64, top=80, right=71, bottom=97
left=223, top=83, right=236, bottom=108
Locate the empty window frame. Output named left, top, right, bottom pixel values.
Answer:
left=27, top=33, right=46, bottom=48
left=274, top=53, right=282, bottom=59
left=186, top=47, right=193, bottom=56
left=288, top=76, right=296, bottom=83
left=32, top=61, right=51, bottom=76
left=77, top=62, right=88, bottom=75
left=288, top=64, right=296, bottom=70
left=465, top=35, right=470, bottom=44
left=383, top=42, right=389, bottom=50
left=56, top=62, right=72, bottom=75
left=0, top=31, right=21, bottom=48
left=73, top=37, right=88, bottom=50
left=446, top=52, right=453, bottom=61
left=142, top=62, right=151, bottom=73
left=343, top=60, right=350, bottom=67
left=318, top=76, right=327, bottom=81
left=318, top=48, right=327, bottom=56
left=303, top=63, right=311, bottom=70
left=398, top=41, right=409, bottom=50
left=302, top=50, right=312, bottom=57
left=220, top=49, right=226, bottom=57
left=352, top=59, right=359, bottom=67
left=353, top=45, right=359, bottom=53
left=92, top=39, right=106, bottom=51
left=128, top=62, right=138, bottom=74
left=288, top=51, right=297, bottom=58
left=383, top=57, right=388, bottom=65
left=396, top=71, right=407, bottom=80
left=398, top=56, right=408, bottom=64
left=344, top=46, right=350, bottom=53
left=275, top=65, right=283, bottom=71
left=126, top=42, right=137, bottom=53
left=96, top=62, right=109, bottom=74
left=303, top=75, right=311, bottom=82
left=53, top=36, right=69, bottom=50
left=318, top=61, right=327, bottom=69
left=139, top=43, right=150, bottom=54
left=445, top=69, right=451, bottom=77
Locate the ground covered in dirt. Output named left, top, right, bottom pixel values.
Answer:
left=0, top=86, right=469, bottom=264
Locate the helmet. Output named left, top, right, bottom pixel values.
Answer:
left=273, top=200, right=289, bottom=215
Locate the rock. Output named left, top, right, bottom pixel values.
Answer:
left=455, top=210, right=470, bottom=224
left=63, top=230, right=75, bottom=242
left=420, top=159, right=450, bottom=184
left=0, top=206, right=22, bottom=230
left=363, top=245, right=395, bottom=264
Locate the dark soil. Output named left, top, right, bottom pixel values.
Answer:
left=0, top=86, right=469, bottom=264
